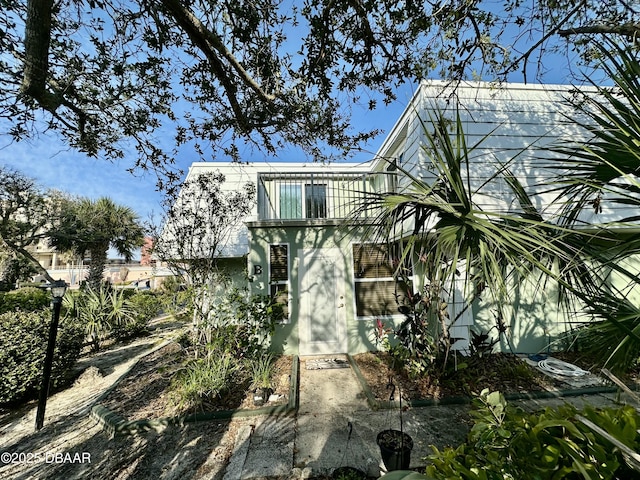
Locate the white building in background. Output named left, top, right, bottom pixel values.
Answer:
left=164, top=81, right=625, bottom=356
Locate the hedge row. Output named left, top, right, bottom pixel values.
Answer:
left=0, top=310, right=84, bottom=404
left=0, top=287, right=50, bottom=314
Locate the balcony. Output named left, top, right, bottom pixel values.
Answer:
left=257, top=171, right=390, bottom=222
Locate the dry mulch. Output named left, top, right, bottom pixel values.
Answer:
left=101, top=342, right=293, bottom=421
left=353, top=351, right=564, bottom=403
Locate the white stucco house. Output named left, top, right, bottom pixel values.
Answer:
left=164, top=80, right=633, bottom=356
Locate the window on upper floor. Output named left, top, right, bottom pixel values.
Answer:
left=279, top=184, right=302, bottom=219
left=386, top=159, right=398, bottom=193
left=305, top=183, right=327, bottom=219
left=278, top=182, right=327, bottom=219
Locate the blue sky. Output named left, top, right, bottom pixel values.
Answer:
left=0, top=27, right=595, bottom=230
left=0, top=81, right=421, bottom=224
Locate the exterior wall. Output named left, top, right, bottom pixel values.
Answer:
left=247, top=223, right=406, bottom=355
left=182, top=162, right=373, bottom=257
left=173, top=81, right=638, bottom=356
left=369, top=80, right=637, bottom=354
left=472, top=274, right=572, bottom=354
left=174, top=162, right=261, bottom=258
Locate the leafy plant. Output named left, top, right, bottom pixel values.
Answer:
left=379, top=472, right=433, bottom=480
left=195, top=287, right=281, bottom=359
left=353, top=106, right=590, bottom=379
left=170, top=353, right=241, bottom=411
left=72, top=286, right=135, bottom=351
left=250, top=353, right=275, bottom=390
left=374, top=281, right=441, bottom=378
left=111, top=291, right=163, bottom=340
left=0, top=310, right=84, bottom=404
left=158, top=276, right=192, bottom=318
left=426, top=389, right=640, bottom=479
left=0, top=286, right=51, bottom=313
left=332, top=466, right=369, bottom=480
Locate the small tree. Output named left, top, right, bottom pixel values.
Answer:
left=155, top=170, right=255, bottom=330
left=0, top=166, right=71, bottom=284
left=51, top=197, right=145, bottom=291
left=350, top=108, right=598, bottom=370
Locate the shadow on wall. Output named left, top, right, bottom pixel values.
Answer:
left=473, top=278, right=562, bottom=354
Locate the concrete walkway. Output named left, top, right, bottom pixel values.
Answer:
left=223, top=355, right=625, bottom=480
left=224, top=357, right=476, bottom=480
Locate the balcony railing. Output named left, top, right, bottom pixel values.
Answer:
left=257, top=171, right=391, bottom=221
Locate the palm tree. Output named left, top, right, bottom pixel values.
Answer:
left=53, top=197, right=144, bottom=290
left=544, top=40, right=640, bottom=371
left=348, top=106, right=602, bottom=365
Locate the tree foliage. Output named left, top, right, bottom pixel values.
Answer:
left=544, top=39, right=640, bottom=371
left=1, top=1, right=637, bottom=190
left=0, top=166, right=69, bottom=283
left=154, top=170, right=255, bottom=325
left=352, top=40, right=640, bottom=373
left=156, top=170, right=255, bottom=278
left=0, top=167, right=144, bottom=290
left=51, top=197, right=145, bottom=290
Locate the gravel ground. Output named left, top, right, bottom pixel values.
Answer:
left=0, top=316, right=242, bottom=480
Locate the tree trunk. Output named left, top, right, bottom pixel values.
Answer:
left=87, top=246, right=107, bottom=291
left=21, top=0, right=60, bottom=111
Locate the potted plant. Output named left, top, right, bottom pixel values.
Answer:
left=377, top=382, right=413, bottom=471
left=250, top=352, right=274, bottom=406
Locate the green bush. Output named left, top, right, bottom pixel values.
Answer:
left=0, top=310, right=84, bottom=404
left=170, top=353, right=241, bottom=411
left=158, top=277, right=192, bottom=317
left=128, top=291, right=163, bottom=322
left=0, top=287, right=50, bottom=314
left=196, top=287, right=281, bottom=360
left=111, top=291, right=163, bottom=340
left=71, top=287, right=136, bottom=351
left=426, top=389, right=640, bottom=479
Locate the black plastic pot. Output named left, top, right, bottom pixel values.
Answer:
left=377, top=429, right=413, bottom=471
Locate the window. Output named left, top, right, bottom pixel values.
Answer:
left=305, top=183, right=327, bottom=218
left=269, top=244, right=289, bottom=320
left=386, top=159, right=398, bottom=193
left=278, top=182, right=327, bottom=219
left=353, top=243, right=413, bottom=318
left=279, top=184, right=302, bottom=219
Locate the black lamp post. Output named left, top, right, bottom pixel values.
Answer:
left=35, top=279, right=68, bottom=431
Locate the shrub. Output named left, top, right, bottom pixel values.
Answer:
left=250, top=352, right=275, bottom=390
left=0, top=310, right=84, bottom=404
left=128, top=291, right=163, bottom=322
left=111, top=291, right=163, bottom=340
left=196, top=287, right=281, bottom=359
left=0, top=287, right=50, bottom=314
left=170, top=353, right=241, bottom=411
left=73, top=287, right=135, bottom=351
left=426, top=389, right=640, bottom=479
left=158, top=277, right=192, bottom=317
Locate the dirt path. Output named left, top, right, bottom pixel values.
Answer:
left=0, top=316, right=243, bottom=480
